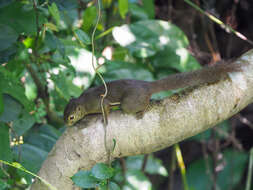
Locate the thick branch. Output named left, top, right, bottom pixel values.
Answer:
left=31, top=49, right=253, bottom=190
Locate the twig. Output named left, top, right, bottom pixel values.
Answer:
left=201, top=140, right=214, bottom=186
left=168, top=148, right=176, bottom=190
left=91, top=0, right=111, bottom=170
left=226, top=0, right=240, bottom=58
left=236, top=114, right=253, bottom=130
left=32, top=0, right=41, bottom=53
left=215, top=127, right=243, bottom=151
left=210, top=129, right=219, bottom=190
left=184, top=0, right=253, bottom=45
left=141, top=155, right=149, bottom=172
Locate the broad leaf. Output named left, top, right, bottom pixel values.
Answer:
left=91, top=163, right=114, bottom=180
left=100, top=181, right=120, bottom=190
left=0, top=1, right=45, bottom=35
left=118, top=0, right=128, bottom=19
left=187, top=149, right=248, bottom=190
left=13, top=110, right=35, bottom=136
left=0, top=24, right=18, bottom=51
left=82, top=6, right=97, bottom=32
left=74, top=29, right=91, bottom=45
left=71, top=171, right=99, bottom=188
left=95, top=60, right=153, bottom=83
left=0, top=94, right=22, bottom=122
left=143, top=0, right=155, bottom=19
left=0, top=67, right=34, bottom=111
left=48, top=3, right=60, bottom=26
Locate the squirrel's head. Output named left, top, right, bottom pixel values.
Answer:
left=63, top=98, right=86, bottom=126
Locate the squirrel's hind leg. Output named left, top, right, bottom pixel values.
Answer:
left=121, top=94, right=151, bottom=118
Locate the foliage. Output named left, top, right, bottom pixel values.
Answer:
left=0, top=0, right=251, bottom=189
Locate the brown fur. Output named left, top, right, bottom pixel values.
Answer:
left=64, top=62, right=241, bottom=126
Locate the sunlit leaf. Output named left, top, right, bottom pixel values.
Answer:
left=44, top=22, right=59, bottom=32
left=118, top=0, right=128, bottom=19
left=48, top=3, right=60, bottom=26
left=143, top=0, right=155, bottom=19
left=129, top=3, right=149, bottom=21
left=82, top=6, right=97, bottom=32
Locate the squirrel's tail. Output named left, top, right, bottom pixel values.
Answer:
left=149, top=62, right=242, bottom=94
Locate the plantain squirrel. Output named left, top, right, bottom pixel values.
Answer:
left=64, top=62, right=241, bottom=126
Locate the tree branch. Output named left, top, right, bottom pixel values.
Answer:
left=31, top=49, right=253, bottom=190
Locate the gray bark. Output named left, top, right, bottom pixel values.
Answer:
left=31, top=49, right=253, bottom=190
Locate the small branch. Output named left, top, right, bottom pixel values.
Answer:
left=141, top=154, right=149, bottom=172
left=236, top=113, right=253, bottom=130
left=167, top=148, right=176, bottom=190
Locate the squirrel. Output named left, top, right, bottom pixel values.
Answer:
left=63, top=62, right=242, bottom=126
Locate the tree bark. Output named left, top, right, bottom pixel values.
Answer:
left=31, top=49, right=253, bottom=190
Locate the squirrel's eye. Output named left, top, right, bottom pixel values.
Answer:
left=69, top=115, right=75, bottom=120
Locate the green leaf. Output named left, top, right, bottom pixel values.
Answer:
left=129, top=3, right=149, bottom=21
left=96, top=60, right=154, bottom=83
left=91, top=163, right=114, bottom=180
left=43, top=32, right=58, bottom=52
left=99, top=181, right=120, bottom=190
left=217, top=150, right=248, bottom=190
left=112, top=20, right=200, bottom=71
left=0, top=94, right=22, bottom=122
left=187, top=149, right=248, bottom=190
left=13, top=144, right=48, bottom=173
left=125, top=169, right=151, bottom=189
left=146, top=155, right=168, bottom=176
left=71, top=170, right=99, bottom=188
left=67, top=48, right=97, bottom=88
left=25, top=124, right=61, bottom=152
left=0, top=1, right=45, bottom=35
left=118, top=0, right=128, bottom=19
left=10, top=124, right=61, bottom=183
left=52, top=0, right=78, bottom=10
left=0, top=178, right=9, bottom=189
left=82, top=6, right=97, bottom=32
left=74, top=29, right=91, bottom=45
left=44, top=22, right=59, bottom=32
left=48, top=3, right=61, bottom=26
left=0, top=44, right=18, bottom=64
left=112, top=20, right=188, bottom=58
left=151, top=46, right=200, bottom=72
left=0, top=67, right=34, bottom=111
left=108, top=182, right=120, bottom=190
left=51, top=72, right=72, bottom=100
left=0, top=122, right=13, bottom=162
left=13, top=110, right=35, bottom=136
left=0, top=0, right=14, bottom=8
left=143, top=0, right=155, bottom=19
left=0, top=24, right=18, bottom=51
left=24, top=73, right=37, bottom=101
